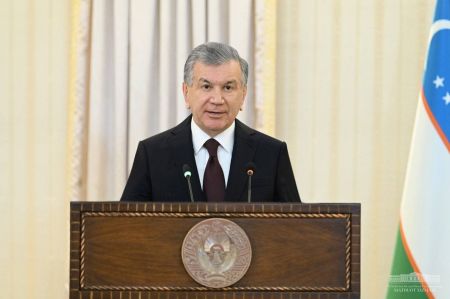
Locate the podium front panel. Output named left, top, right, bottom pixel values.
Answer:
left=70, top=202, right=360, bottom=298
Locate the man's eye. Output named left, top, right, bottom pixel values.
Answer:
left=224, top=85, right=233, bottom=91
left=201, top=85, right=211, bottom=90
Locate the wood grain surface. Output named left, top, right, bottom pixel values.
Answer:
left=70, top=202, right=360, bottom=299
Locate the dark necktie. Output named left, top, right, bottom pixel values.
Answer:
left=203, top=138, right=225, bottom=202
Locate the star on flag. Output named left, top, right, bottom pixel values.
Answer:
left=433, top=75, right=444, bottom=88
left=431, top=75, right=450, bottom=105
left=444, top=92, right=450, bottom=105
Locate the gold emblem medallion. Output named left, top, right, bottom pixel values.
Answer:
left=181, top=218, right=252, bottom=288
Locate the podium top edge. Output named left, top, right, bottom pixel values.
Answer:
left=70, top=201, right=361, bottom=214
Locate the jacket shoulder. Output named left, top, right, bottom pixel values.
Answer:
left=139, top=116, right=191, bottom=147
left=236, top=119, right=285, bottom=146
left=140, top=127, right=174, bottom=145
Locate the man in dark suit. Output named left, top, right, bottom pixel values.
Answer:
left=121, top=42, right=300, bottom=202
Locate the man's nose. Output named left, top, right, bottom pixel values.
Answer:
left=209, top=88, right=224, bottom=104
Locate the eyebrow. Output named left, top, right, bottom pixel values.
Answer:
left=198, top=78, right=211, bottom=84
left=198, top=78, right=238, bottom=85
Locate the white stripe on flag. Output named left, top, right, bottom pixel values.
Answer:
left=401, top=93, right=450, bottom=298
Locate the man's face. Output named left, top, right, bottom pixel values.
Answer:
left=183, top=61, right=247, bottom=137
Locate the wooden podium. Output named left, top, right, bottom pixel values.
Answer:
left=70, top=202, right=360, bottom=298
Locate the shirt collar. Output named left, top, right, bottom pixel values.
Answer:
left=191, top=119, right=235, bottom=154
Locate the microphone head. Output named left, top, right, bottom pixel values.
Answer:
left=245, top=162, right=256, bottom=176
left=183, top=164, right=192, bottom=178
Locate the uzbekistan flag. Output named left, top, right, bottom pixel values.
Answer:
left=387, top=0, right=450, bottom=298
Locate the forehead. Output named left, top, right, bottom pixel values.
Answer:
left=192, top=61, right=242, bottom=83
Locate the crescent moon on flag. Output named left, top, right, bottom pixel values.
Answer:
left=424, top=20, right=450, bottom=70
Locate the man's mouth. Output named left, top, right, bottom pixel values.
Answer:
left=206, top=111, right=225, bottom=116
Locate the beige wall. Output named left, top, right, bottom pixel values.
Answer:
left=0, top=0, right=70, bottom=298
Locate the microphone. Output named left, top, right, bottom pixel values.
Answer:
left=245, top=162, right=256, bottom=203
left=183, top=164, right=195, bottom=202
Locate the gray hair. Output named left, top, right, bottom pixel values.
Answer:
left=183, top=42, right=249, bottom=87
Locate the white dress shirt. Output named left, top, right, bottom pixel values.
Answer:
left=191, top=120, right=235, bottom=188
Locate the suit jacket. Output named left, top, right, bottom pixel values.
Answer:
left=120, top=116, right=301, bottom=202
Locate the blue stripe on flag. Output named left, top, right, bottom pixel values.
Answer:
left=423, top=1, right=450, bottom=148
left=434, top=0, right=450, bottom=21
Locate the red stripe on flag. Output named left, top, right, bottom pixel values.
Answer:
left=399, top=219, right=435, bottom=299
left=421, top=88, right=450, bottom=153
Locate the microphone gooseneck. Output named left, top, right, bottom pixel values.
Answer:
left=245, top=162, right=256, bottom=203
left=183, top=164, right=195, bottom=202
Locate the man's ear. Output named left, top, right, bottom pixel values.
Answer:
left=182, top=82, right=188, bottom=97
left=242, top=85, right=247, bottom=99
left=182, top=83, right=190, bottom=108
left=241, top=85, right=247, bottom=104
left=239, top=86, right=247, bottom=111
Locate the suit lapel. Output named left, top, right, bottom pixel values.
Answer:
left=169, top=116, right=206, bottom=202
left=225, top=120, right=257, bottom=202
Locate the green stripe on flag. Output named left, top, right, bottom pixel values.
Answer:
left=386, top=229, right=429, bottom=298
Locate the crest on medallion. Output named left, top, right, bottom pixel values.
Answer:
left=181, top=218, right=252, bottom=288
